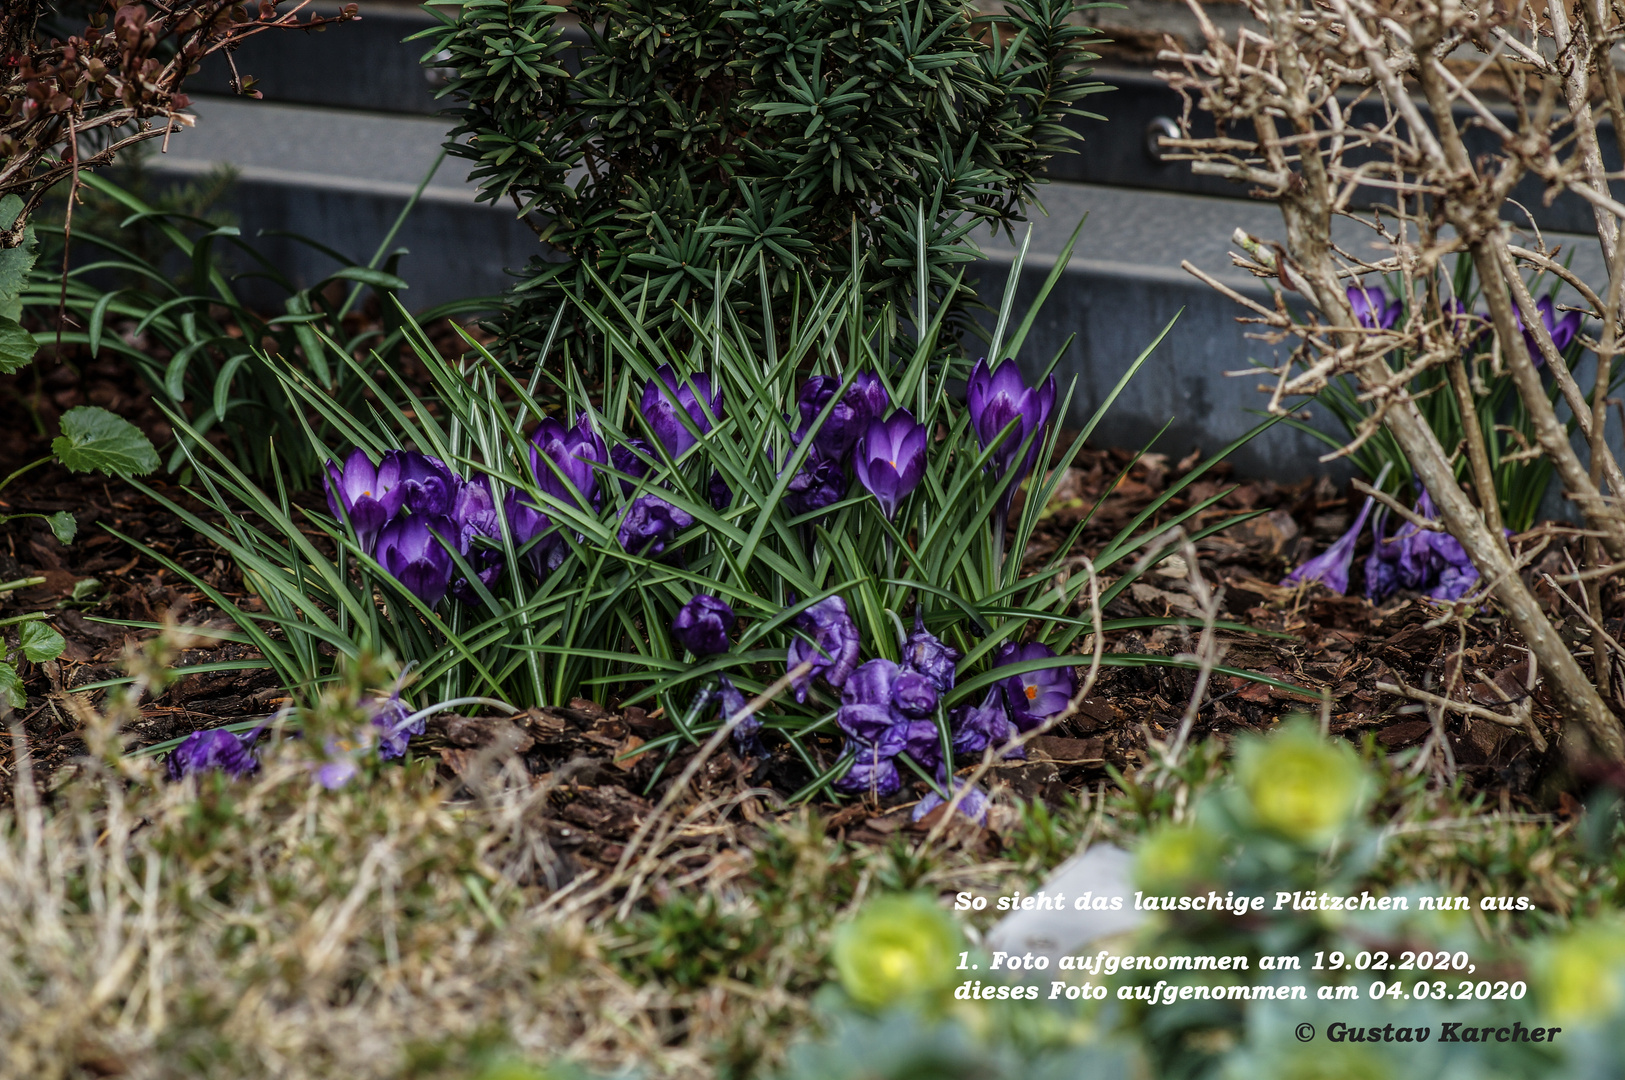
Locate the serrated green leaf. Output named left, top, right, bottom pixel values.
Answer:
left=19, top=620, right=64, bottom=663
left=0, top=317, right=37, bottom=374
left=0, top=663, right=23, bottom=709
left=47, top=511, right=77, bottom=544
left=0, top=222, right=38, bottom=317
left=51, top=406, right=161, bottom=476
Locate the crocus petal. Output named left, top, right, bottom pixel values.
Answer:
left=167, top=728, right=260, bottom=780
left=901, top=611, right=960, bottom=692
left=1282, top=494, right=1375, bottom=595
left=912, top=778, right=990, bottom=826
left=673, top=594, right=737, bottom=656
left=835, top=744, right=902, bottom=796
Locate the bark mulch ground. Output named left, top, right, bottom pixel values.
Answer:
left=2, top=357, right=1609, bottom=827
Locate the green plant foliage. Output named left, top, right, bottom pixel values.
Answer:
left=0, top=193, right=39, bottom=372
left=416, top=0, right=1108, bottom=352
left=831, top=893, right=963, bottom=1008
left=51, top=404, right=162, bottom=476
left=17, top=619, right=64, bottom=664
left=21, top=170, right=493, bottom=481
left=122, top=235, right=1289, bottom=800
left=0, top=402, right=155, bottom=706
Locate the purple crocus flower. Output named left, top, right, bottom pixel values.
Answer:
left=901, top=718, right=944, bottom=772
left=853, top=409, right=927, bottom=520
left=835, top=744, right=903, bottom=796
left=1364, top=553, right=1399, bottom=601
left=951, top=687, right=1019, bottom=758
left=901, top=611, right=959, bottom=693
left=718, top=676, right=762, bottom=757
left=610, top=438, right=655, bottom=496
left=966, top=357, right=1057, bottom=507
left=393, top=451, right=459, bottom=517
left=167, top=727, right=261, bottom=780
left=504, top=490, right=562, bottom=577
left=1347, top=283, right=1402, bottom=330
left=617, top=494, right=694, bottom=558
left=1394, top=489, right=1439, bottom=591
left=912, top=778, right=990, bottom=826
left=369, top=691, right=423, bottom=761
left=1363, top=488, right=1485, bottom=602
left=323, top=448, right=405, bottom=555
left=794, top=373, right=887, bottom=464
left=849, top=371, right=890, bottom=423
left=891, top=671, right=939, bottom=718
left=838, top=659, right=910, bottom=752
left=530, top=414, right=607, bottom=513
left=1281, top=492, right=1377, bottom=594
left=672, top=594, right=736, bottom=656
left=377, top=514, right=456, bottom=607
left=995, top=641, right=1075, bottom=732
left=642, top=365, right=722, bottom=459
left=1519, top=296, right=1583, bottom=363
left=314, top=738, right=362, bottom=790
left=450, top=477, right=504, bottom=602
left=787, top=595, right=861, bottom=702
left=784, top=455, right=849, bottom=518
left=1428, top=531, right=1481, bottom=600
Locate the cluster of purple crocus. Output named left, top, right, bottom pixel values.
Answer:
left=1348, top=282, right=1582, bottom=364
left=1284, top=484, right=1483, bottom=602
left=323, top=448, right=507, bottom=608
left=782, top=372, right=920, bottom=519
left=324, top=355, right=1062, bottom=605
left=165, top=689, right=424, bottom=784
left=664, top=587, right=1076, bottom=824
left=785, top=595, right=1076, bottom=821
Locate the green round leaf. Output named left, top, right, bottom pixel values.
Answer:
left=51, top=406, right=161, bottom=477
left=0, top=662, right=23, bottom=709
left=47, top=511, right=78, bottom=545
left=19, top=620, right=64, bottom=664
left=0, top=317, right=38, bottom=375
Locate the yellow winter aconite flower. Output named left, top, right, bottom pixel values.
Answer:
left=1234, top=718, right=1370, bottom=846
left=1136, top=824, right=1221, bottom=892
left=1533, top=919, right=1625, bottom=1024
left=832, top=893, right=963, bottom=1007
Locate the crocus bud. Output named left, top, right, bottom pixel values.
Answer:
left=450, top=476, right=503, bottom=601
left=167, top=727, right=260, bottom=780
left=901, top=610, right=959, bottom=692
left=642, top=365, right=722, bottom=458
left=787, top=595, right=862, bottom=701
left=672, top=594, right=736, bottom=656
left=834, top=744, right=903, bottom=795
left=966, top=358, right=1057, bottom=511
left=393, top=451, right=459, bottom=517
left=1346, top=283, right=1401, bottom=330
left=376, top=514, right=456, bottom=607
left=529, top=414, right=607, bottom=513
left=617, top=494, right=694, bottom=559
left=504, top=489, right=562, bottom=577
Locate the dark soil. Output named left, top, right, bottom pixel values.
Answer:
left=2, top=356, right=1612, bottom=828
